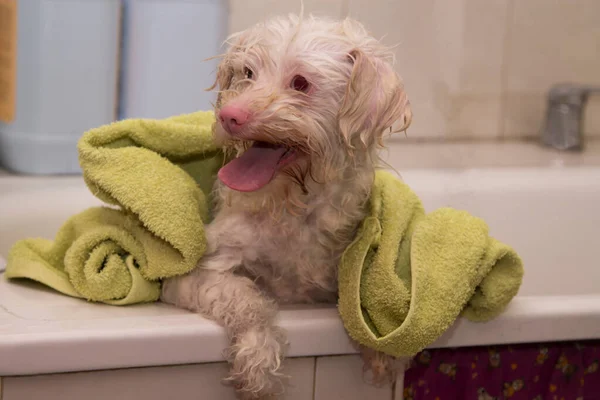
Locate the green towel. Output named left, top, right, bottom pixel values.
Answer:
left=5, top=111, right=224, bottom=304
left=338, top=170, right=524, bottom=357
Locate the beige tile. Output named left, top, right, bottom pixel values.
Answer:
left=394, top=369, right=405, bottom=400
left=503, top=0, right=600, bottom=138
left=314, top=355, right=393, bottom=400
left=228, top=0, right=345, bottom=34
left=2, top=358, right=315, bottom=400
left=383, top=139, right=600, bottom=169
left=283, top=357, right=316, bottom=400
left=348, top=0, right=508, bottom=139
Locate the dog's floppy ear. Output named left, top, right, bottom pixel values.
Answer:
left=338, top=49, right=412, bottom=148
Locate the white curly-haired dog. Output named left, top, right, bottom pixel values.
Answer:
left=160, top=13, right=412, bottom=399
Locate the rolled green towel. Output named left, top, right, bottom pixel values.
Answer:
left=5, top=111, right=224, bottom=304
left=338, top=170, right=524, bottom=357
left=7, top=208, right=162, bottom=304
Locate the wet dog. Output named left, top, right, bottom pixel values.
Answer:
left=161, top=13, right=411, bottom=399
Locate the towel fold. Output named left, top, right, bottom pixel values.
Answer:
left=337, top=171, right=524, bottom=357
left=5, top=111, right=223, bottom=304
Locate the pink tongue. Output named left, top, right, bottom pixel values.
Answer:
left=218, top=143, right=288, bottom=192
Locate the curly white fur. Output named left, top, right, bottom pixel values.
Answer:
left=161, top=14, right=411, bottom=399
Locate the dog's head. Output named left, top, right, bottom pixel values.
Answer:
left=212, top=15, right=411, bottom=194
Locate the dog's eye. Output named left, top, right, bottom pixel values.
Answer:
left=243, top=66, right=254, bottom=80
left=291, top=75, right=310, bottom=93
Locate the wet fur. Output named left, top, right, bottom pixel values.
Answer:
left=161, top=14, right=411, bottom=399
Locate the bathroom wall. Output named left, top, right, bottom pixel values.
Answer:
left=228, top=0, right=600, bottom=141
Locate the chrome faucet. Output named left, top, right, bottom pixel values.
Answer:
left=541, top=83, right=600, bottom=151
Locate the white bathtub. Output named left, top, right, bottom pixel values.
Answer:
left=1, top=141, right=600, bottom=399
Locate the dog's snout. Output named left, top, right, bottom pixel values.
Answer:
left=219, top=106, right=250, bottom=135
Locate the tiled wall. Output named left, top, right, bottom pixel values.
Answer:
left=228, top=0, right=600, bottom=141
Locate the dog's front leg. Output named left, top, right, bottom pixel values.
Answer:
left=161, top=256, right=286, bottom=399
left=358, top=344, right=410, bottom=387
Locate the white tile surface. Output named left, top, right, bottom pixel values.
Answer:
left=1, top=358, right=314, bottom=400
left=314, top=355, right=393, bottom=400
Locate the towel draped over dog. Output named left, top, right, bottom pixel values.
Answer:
left=338, top=171, right=523, bottom=357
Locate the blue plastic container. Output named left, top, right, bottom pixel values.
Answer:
left=118, top=0, right=228, bottom=120
left=0, top=0, right=121, bottom=174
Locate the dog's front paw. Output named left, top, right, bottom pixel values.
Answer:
left=360, top=347, right=405, bottom=387
left=226, top=327, right=288, bottom=399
